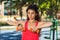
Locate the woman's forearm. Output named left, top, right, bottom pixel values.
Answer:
left=37, top=22, right=53, bottom=29
left=7, top=20, right=18, bottom=26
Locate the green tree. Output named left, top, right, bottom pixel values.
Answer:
left=12, top=0, right=27, bottom=20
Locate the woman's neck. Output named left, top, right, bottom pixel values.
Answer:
left=29, top=19, right=36, bottom=23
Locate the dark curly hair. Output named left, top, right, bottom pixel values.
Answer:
left=26, top=4, right=41, bottom=22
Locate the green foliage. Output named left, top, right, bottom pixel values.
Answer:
left=39, top=1, right=50, bottom=10
left=0, top=22, right=11, bottom=26
left=38, top=0, right=59, bottom=18
left=3, top=0, right=60, bottom=18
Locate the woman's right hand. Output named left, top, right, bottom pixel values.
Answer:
left=16, top=24, right=25, bottom=31
left=29, top=26, right=39, bottom=33
left=16, top=24, right=23, bottom=31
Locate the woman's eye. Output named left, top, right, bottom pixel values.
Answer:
left=32, top=13, right=34, bottom=14
left=27, top=12, right=30, bottom=14
left=28, top=13, right=30, bottom=14
left=28, top=12, right=35, bottom=14
left=31, top=12, right=35, bottom=14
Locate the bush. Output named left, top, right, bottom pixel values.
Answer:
left=0, top=22, right=12, bottom=26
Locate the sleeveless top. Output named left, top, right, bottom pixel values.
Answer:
left=22, top=21, right=39, bottom=40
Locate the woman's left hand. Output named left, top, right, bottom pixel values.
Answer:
left=30, top=26, right=39, bottom=33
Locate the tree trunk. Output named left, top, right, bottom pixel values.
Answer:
left=20, top=7, right=22, bottom=20
left=17, top=9, right=20, bottom=16
left=17, top=8, right=22, bottom=20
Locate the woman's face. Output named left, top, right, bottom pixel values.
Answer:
left=27, top=9, right=36, bottom=20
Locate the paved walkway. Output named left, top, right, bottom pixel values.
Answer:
left=0, top=26, right=60, bottom=31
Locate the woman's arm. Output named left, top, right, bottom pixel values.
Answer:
left=37, top=22, right=53, bottom=29
left=7, top=20, right=23, bottom=26
left=7, top=20, right=26, bottom=31
left=28, top=22, right=52, bottom=33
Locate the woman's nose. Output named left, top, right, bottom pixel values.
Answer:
left=30, top=13, right=32, bottom=16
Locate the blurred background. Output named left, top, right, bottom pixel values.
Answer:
left=0, top=0, right=60, bottom=40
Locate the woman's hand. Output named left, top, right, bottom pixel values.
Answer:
left=16, top=24, right=25, bottom=31
left=29, top=26, right=40, bottom=33
left=16, top=24, right=23, bottom=31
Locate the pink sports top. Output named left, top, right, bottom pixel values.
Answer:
left=22, top=21, right=39, bottom=40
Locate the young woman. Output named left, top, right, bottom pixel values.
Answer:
left=7, top=5, right=53, bottom=40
